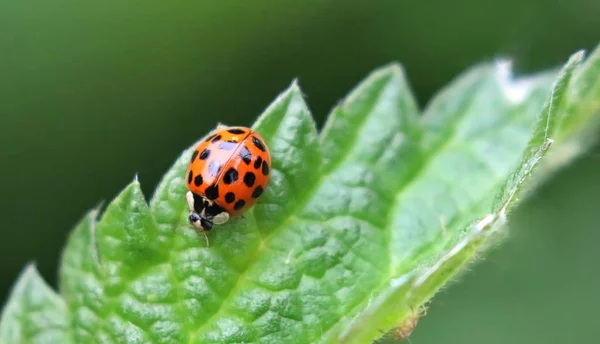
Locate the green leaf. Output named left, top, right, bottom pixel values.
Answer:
left=0, top=264, right=71, bottom=344
left=2, top=43, right=599, bottom=344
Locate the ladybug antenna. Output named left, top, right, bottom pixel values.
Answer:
left=202, top=231, right=210, bottom=247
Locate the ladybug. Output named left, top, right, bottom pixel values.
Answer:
left=185, top=126, right=271, bottom=234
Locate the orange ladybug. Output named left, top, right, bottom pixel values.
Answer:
left=185, top=126, right=271, bottom=233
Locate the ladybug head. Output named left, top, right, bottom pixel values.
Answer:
left=189, top=212, right=213, bottom=230
left=185, top=191, right=229, bottom=232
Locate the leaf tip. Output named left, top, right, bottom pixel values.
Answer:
left=339, top=61, right=411, bottom=112
left=252, top=76, right=314, bottom=135
left=371, top=62, right=406, bottom=80
left=8, top=262, right=42, bottom=295
left=132, top=173, right=143, bottom=186
left=569, top=49, right=586, bottom=64
left=126, top=175, right=143, bottom=190
left=266, top=77, right=307, bottom=107
left=289, top=77, right=300, bottom=89
left=21, top=262, right=39, bottom=278
left=554, top=49, right=586, bottom=82
left=92, top=200, right=105, bottom=214
left=287, top=77, right=307, bottom=100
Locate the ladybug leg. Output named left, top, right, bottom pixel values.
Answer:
left=204, top=201, right=228, bottom=225
left=201, top=231, right=210, bottom=247
left=193, top=227, right=210, bottom=247
left=212, top=212, right=230, bottom=225
left=185, top=191, right=196, bottom=212
left=186, top=191, right=202, bottom=227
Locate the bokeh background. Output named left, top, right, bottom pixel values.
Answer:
left=1, top=1, right=598, bottom=343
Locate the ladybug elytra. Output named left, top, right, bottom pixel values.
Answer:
left=185, top=126, right=271, bottom=234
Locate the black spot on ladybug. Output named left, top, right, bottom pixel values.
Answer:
left=227, top=128, right=246, bottom=134
left=262, top=161, right=270, bottom=176
left=218, top=141, right=237, bottom=151
left=252, top=136, right=266, bottom=152
left=204, top=133, right=217, bottom=142
left=205, top=184, right=219, bottom=200
left=223, top=168, right=239, bottom=184
left=199, top=149, right=210, bottom=160
left=208, top=160, right=222, bottom=177
left=234, top=199, right=246, bottom=210
left=190, top=150, right=199, bottom=163
left=252, top=186, right=264, bottom=198
left=187, top=170, right=193, bottom=184
left=239, top=146, right=252, bottom=165
left=243, top=172, right=256, bottom=187
left=254, top=156, right=263, bottom=169
left=212, top=135, right=222, bottom=143
left=194, top=174, right=203, bottom=187
left=225, top=192, right=236, bottom=203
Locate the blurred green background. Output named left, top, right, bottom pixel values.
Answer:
left=0, top=1, right=598, bottom=343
